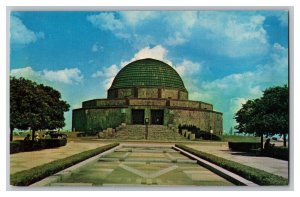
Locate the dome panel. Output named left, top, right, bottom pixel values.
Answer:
left=109, top=58, right=187, bottom=91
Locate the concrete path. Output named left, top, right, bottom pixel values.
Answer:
left=10, top=140, right=109, bottom=174
left=186, top=142, right=288, bottom=179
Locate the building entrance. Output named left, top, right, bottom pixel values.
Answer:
left=132, top=109, right=145, bottom=124
left=151, top=110, right=164, bottom=125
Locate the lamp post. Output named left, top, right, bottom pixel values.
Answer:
left=145, top=118, right=149, bottom=140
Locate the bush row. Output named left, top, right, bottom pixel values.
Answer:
left=228, top=142, right=289, bottom=161
left=228, top=142, right=261, bottom=152
left=175, top=144, right=288, bottom=186
left=10, top=139, right=67, bottom=154
left=10, top=143, right=119, bottom=186
left=263, top=146, right=289, bottom=161
left=178, top=124, right=222, bottom=141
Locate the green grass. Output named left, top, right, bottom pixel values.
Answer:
left=222, top=135, right=260, bottom=142
left=10, top=143, right=119, bottom=186
left=175, top=144, right=288, bottom=186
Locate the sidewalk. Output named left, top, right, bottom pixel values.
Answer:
left=10, top=140, right=109, bottom=174
left=187, top=142, right=289, bottom=179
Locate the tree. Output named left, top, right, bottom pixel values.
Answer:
left=10, top=77, right=70, bottom=141
left=259, top=85, right=289, bottom=146
left=234, top=85, right=288, bottom=149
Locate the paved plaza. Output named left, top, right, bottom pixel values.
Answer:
left=50, top=145, right=233, bottom=186
left=10, top=140, right=109, bottom=174
left=187, top=142, right=288, bottom=179
left=10, top=140, right=289, bottom=186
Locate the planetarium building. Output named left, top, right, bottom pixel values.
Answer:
left=72, top=58, right=223, bottom=135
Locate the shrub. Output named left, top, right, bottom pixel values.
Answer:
left=263, top=146, right=289, bottom=161
left=40, top=139, right=67, bottom=148
left=175, top=144, right=288, bottom=186
left=10, top=141, right=21, bottom=154
left=178, top=124, right=222, bottom=141
left=228, top=142, right=261, bottom=152
left=10, top=143, right=119, bottom=186
left=228, top=142, right=289, bottom=161
left=10, top=139, right=67, bottom=154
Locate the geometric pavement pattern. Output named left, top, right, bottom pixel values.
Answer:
left=51, top=146, right=234, bottom=186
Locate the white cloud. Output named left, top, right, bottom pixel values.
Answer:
left=278, top=13, right=288, bottom=26
left=164, top=12, right=197, bottom=31
left=131, top=45, right=169, bottom=62
left=92, top=64, right=119, bottom=79
left=43, top=68, right=83, bottom=84
left=115, top=45, right=172, bottom=69
left=230, top=97, right=247, bottom=112
left=92, top=64, right=120, bottom=89
left=121, top=11, right=157, bottom=26
left=11, top=67, right=83, bottom=84
left=92, top=45, right=203, bottom=90
left=91, top=43, right=98, bottom=52
left=87, top=12, right=123, bottom=31
left=196, top=12, right=269, bottom=57
left=91, top=43, right=103, bottom=53
left=188, top=43, right=288, bottom=132
left=10, top=15, right=44, bottom=45
left=174, top=59, right=202, bottom=76
left=10, top=66, right=40, bottom=79
left=165, top=32, right=187, bottom=46
left=87, top=11, right=270, bottom=57
left=91, top=70, right=103, bottom=78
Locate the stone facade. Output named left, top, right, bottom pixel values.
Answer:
left=171, top=109, right=222, bottom=135
left=72, top=58, right=223, bottom=136
left=73, top=108, right=125, bottom=134
left=73, top=98, right=223, bottom=135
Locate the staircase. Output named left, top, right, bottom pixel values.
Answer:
left=109, top=125, right=187, bottom=141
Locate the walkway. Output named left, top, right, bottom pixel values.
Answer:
left=51, top=144, right=234, bottom=186
left=10, top=140, right=109, bottom=174
left=187, top=142, right=288, bottom=179
left=10, top=140, right=288, bottom=183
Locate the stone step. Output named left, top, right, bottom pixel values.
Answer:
left=99, top=124, right=187, bottom=141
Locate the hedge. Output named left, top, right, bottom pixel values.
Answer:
left=10, top=142, right=119, bottom=186
left=175, top=144, right=288, bottom=186
left=228, top=142, right=261, bottom=152
left=228, top=142, right=289, bottom=161
left=263, top=146, right=289, bottom=161
left=178, top=124, right=222, bottom=141
left=10, top=141, right=21, bottom=154
left=10, top=139, right=68, bottom=154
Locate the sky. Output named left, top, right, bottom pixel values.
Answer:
left=9, top=10, right=289, bottom=133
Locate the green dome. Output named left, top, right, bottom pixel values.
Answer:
left=109, top=58, right=187, bottom=91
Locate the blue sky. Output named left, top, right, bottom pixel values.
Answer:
left=10, top=10, right=288, bottom=133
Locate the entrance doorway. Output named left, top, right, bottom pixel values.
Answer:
left=151, top=110, right=164, bottom=125
left=132, top=109, right=145, bottom=124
